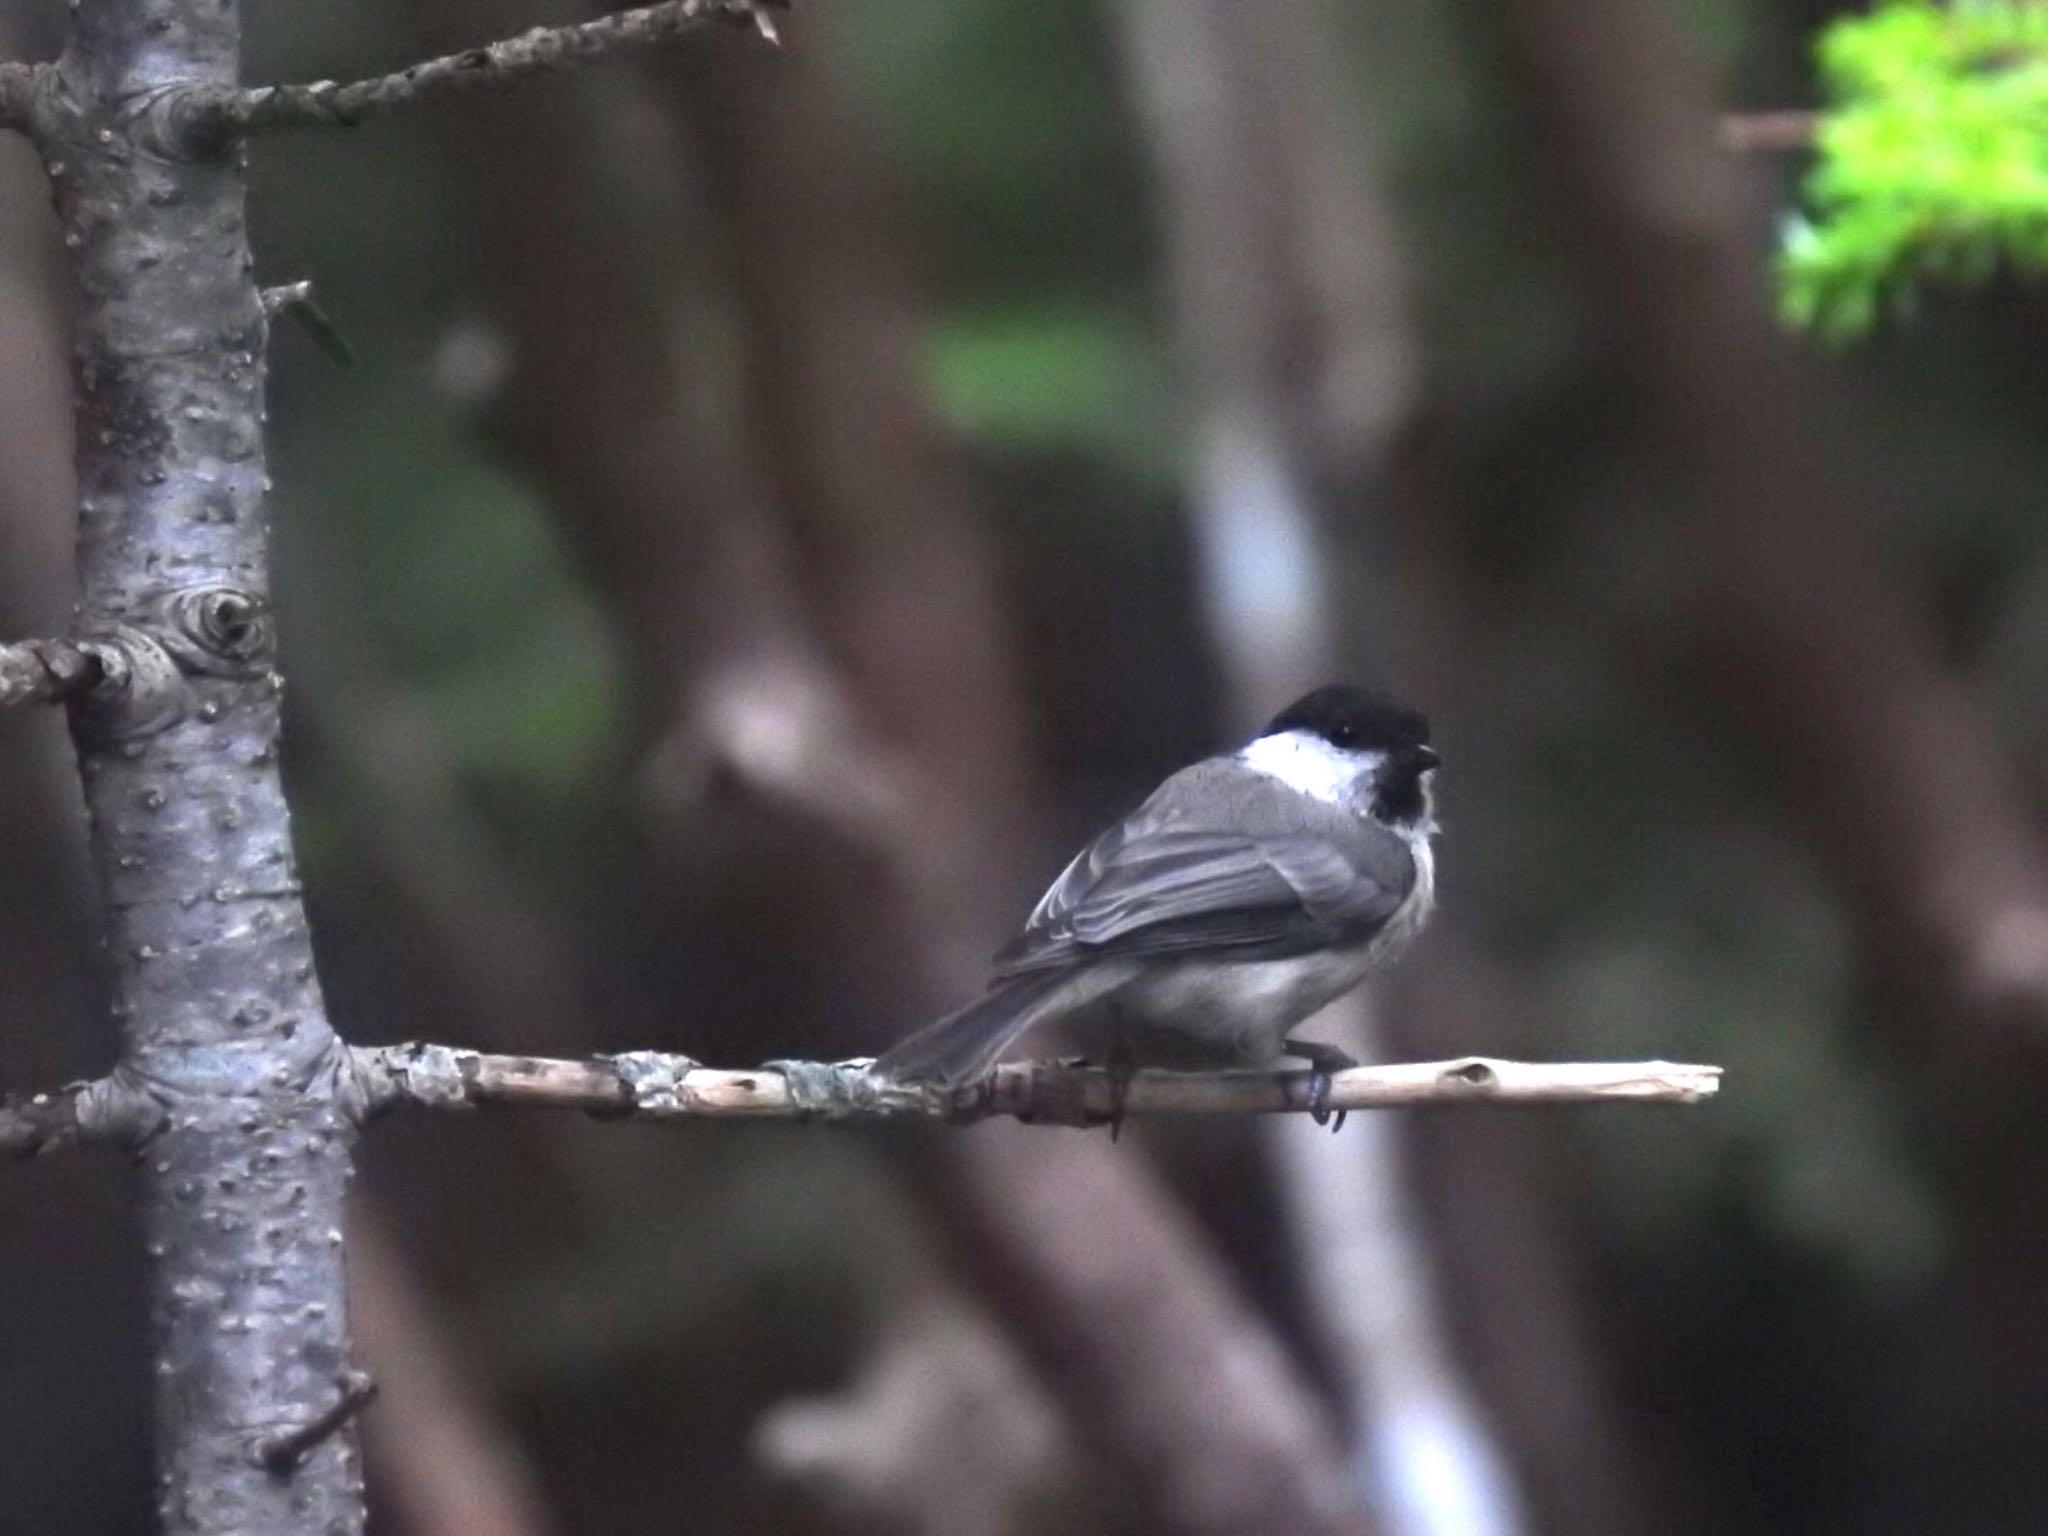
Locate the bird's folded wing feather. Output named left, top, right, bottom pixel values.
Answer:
left=993, top=776, right=1414, bottom=976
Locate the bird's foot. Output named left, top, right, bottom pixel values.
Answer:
left=1284, top=1038, right=1359, bottom=1134
left=1308, top=1074, right=1343, bottom=1133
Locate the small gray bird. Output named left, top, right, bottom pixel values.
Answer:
left=873, top=685, right=1440, bottom=1122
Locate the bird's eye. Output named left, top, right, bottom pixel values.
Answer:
left=1330, top=724, right=1357, bottom=747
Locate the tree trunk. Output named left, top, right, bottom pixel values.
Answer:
left=0, top=9, right=148, bottom=1516
left=14, top=2, right=365, bottom=1529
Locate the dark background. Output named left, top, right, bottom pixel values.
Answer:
left=2, top=0, right=2046, bottom=1532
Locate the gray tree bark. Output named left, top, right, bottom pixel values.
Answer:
left=0, top=10, right=150, bottom=1510
left=6, top=3, right=365, bottom=1533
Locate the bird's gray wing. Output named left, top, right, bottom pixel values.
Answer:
left=993, top=766, right=1414, bottom=976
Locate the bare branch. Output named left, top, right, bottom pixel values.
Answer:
left=0, top=61, right=38, bottom=135
left=1720, top=110, right=1819, bottom=153
left=0, top=1084, right=101, bottom=1159
left=0, top=1073, right=164, bottom=1159
left=0, top=637, right=110, bottom=709
left=3, top=1051, right=1716, bottom=1164
left=353, top=1045, right=1719, bottom=1126
left=258, top=280, right=313, bottom=318
left=260, top=281, right=355, bottom=365
left=256, top=1373, right=380, bottom=1473
left=207, top=0, right=775, bottom=137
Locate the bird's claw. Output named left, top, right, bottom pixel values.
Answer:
left=1285, top=1037, right=1355, bottom=1134
left=1306, top=1070, right=1347, bottom=1134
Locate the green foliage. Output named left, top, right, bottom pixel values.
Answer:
left=1780, top=0, right=2048, bottom=340
left=926, top=306, right=1178, bottom=487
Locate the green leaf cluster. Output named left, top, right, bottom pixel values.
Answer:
left=1780, top=0, right=2048, bottom=340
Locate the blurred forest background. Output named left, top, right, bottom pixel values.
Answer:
left=4, top=0, right=2048, bottom=1532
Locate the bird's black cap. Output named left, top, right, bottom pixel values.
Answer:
left=1263, top=685, right=1431, bottom=755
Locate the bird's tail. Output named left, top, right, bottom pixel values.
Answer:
left=871, top=970, right=1079, bottom=1086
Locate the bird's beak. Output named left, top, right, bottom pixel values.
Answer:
left=1410, top=745, right=1442, bottom=773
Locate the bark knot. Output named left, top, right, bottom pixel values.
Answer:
left=72, top=584, right=274, bottom=742
left=158, top=585, right=274, bottom=677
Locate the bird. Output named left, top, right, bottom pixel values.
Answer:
left=871, top=684, right=1441, bottom=1128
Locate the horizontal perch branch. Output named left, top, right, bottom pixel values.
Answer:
left=0, top=637, right=113, bottom=710
left=3, top=1051, right=1719, bottom=1158
left=351, top=1046, right=1719, bottom=1126
left=197, top=0, right=777, bottom=138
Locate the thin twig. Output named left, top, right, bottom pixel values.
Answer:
left=0, top=1074, right=163, bottom=1159
left=258, top=280, right=313, bottom=317
left=261, top=281, right=355, bottom=365
left=202, top=0, right=776, bottom=137
left=0, top=637, right=109, bottom=709
left=256, top=1373, right=379, bottom=1473
left=0, top=1084, right=101, bottom=1159
left=353, top=1044, right=1720, bottom=1126
left=1720, top=110, right=1819, bottom=153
